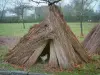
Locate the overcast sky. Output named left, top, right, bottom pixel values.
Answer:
left=0, top=0, right=99, bottom=11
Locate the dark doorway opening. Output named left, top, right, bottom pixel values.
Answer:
left=37, top=40, right=51, bottom=64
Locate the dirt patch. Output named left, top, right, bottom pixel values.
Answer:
left=0, top=36, right=20, bottom=50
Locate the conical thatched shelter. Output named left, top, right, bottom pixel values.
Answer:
left=5, top=5, right=89, bottom=69
left=83, top=24, right=100, bottom=55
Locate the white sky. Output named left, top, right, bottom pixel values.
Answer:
left=0, top=0, right=99, bottom=16
left=0, top=0, right=70, bottom=9
left=17, top=0, right=71, bottom=7
left=0, top=0, right=99, bottom=11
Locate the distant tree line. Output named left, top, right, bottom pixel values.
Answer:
left=62, top=4, right=100, bottom=22
left=0, top=0, right=100, bottom=23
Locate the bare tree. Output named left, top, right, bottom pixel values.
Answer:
left=30, top=0, right=62, bottom=5
left=0, top=0, right=9, bottom=22
left=13, top=0, right=32, bottom=29
left=71, top=0, right=98, bottom=36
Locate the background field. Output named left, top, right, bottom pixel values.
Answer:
left=0, top=22, right=100, bottom=75
left=0, top=22, right=97, bottom=37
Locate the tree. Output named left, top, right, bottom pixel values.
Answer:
left=15, top=4, right=32, bottom=28
left=71, top=0, right=98, bottom=36
left=5, top=0, right=89, bottom=70
left=12, top=0, right=33, bottom=29
left=62, top=4, right=76, bottom=22
left=83, top=3, right=100, bottom=55
left=0, top=0, right=9, bottom=22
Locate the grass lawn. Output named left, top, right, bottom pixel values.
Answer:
left=0, top=22, right=100, bottom=75
left=0, top=22, right=98, bottom=37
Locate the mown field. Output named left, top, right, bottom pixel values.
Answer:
left=0, top=22, right=100, bottom=75
left=0, top=22, right=98, bottom=36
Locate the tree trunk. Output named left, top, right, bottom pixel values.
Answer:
left=5, top=5, right=89, bottom=69
left=80, top=0, right=84, bottom=37
left=0, top=9, right=5, bottom=23
left=80, top=15, right=84, bottom=36
left=82, top=24, right=100, bottom=55
left=22, top=8, right=25, bottom=29
left=0, top=0, right=8, bottom=23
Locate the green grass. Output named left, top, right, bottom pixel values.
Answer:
left=0, top=22, right=100, bottom=75
left=0, top=22, right=98, bottom=37
left=68, top=22, right=95, bottom=36
left=56, top=59, right=100, bottom=75
left=0, top=46, right=20, bottom=71
left=0, top=23, right=35, bottom=36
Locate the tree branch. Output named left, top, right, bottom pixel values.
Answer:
left=42, top=0, right=50, bottom=4
left=30, top=0, right=62, bottom=5
left=42, top=0, right=62, bottom=5
left=30, top=0, right=46, bottom=4
left=48, top=0, right=62, bottom=5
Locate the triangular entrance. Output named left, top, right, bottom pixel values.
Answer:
left=37, top=40, right=51, bottom=63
